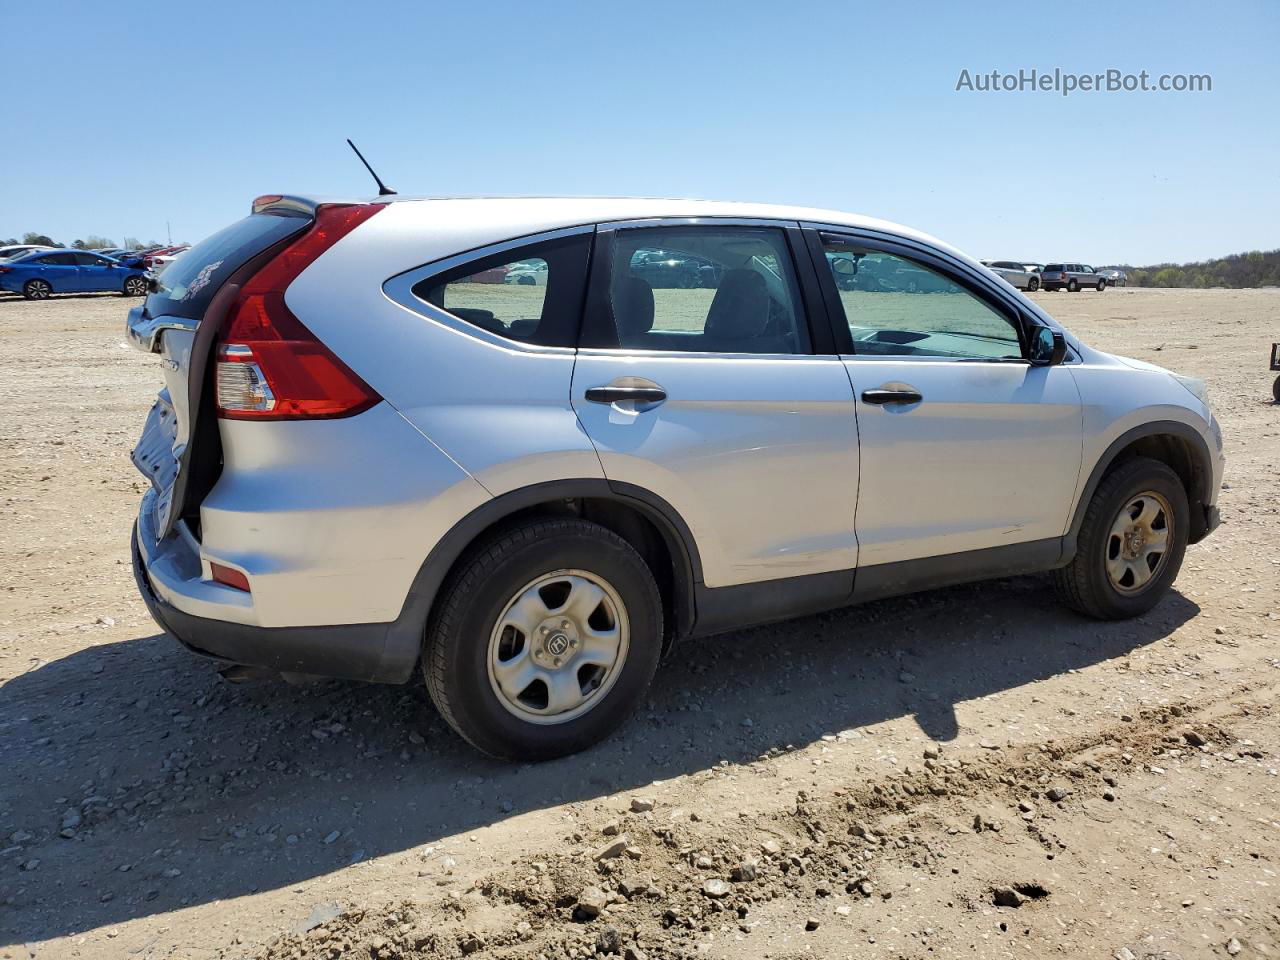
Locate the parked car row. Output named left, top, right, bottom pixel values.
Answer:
left=983, top=260, right=1127, bottom=293
left=0, top=243, right=192, bottom=299
left=0, top=249, right=150, bottom=299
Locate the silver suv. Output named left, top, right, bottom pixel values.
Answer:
left=128, top=196, right=1223, bottom=758
left=1041, top=262, right=1107, bottom=292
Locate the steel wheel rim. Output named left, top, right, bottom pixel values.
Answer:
left=486, top=568, right=630, bottom=725
left=1105, top=490, right=1173, bottom=594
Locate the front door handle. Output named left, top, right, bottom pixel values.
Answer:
left=861, top=387, right=923, bottom=405
left=585, top=385, right=667, bottom=405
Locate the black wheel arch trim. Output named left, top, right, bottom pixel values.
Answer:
left=1064, top=419, right=1217, bottom=558
left=384, top=478, right=705, bottom=680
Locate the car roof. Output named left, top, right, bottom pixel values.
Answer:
left=289, top=193, right=969, bottom=260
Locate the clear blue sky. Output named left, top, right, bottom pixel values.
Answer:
left=5, top=0, right=1277, bottom=265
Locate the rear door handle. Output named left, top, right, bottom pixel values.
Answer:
left=585, top=385, right=667, bottom=405
left=861, top=387, right=923, bottom=405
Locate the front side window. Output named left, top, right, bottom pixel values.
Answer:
left=599, top=226, right=808, bottom=354
left=821, top=239, right=1022, bottom=360
left=412, top=234, right=589, bottom=347
left=75, top=253, right=111, bottom=267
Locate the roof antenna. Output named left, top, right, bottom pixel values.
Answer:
left=346, top=139, right=397, bottom=196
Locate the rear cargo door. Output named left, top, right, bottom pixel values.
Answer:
left=128, top=208, right=312, bottom=539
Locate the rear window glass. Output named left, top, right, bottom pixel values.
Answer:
left=1043, top=264, right=1065, bottom=271
left=145, top=212, right=309, bottom=321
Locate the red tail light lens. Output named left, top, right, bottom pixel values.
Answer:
left=210, top=562, right=250, bottom=592
left=216, top=204, right=383, bottom=420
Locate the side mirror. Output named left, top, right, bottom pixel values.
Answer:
left=830, top=257, right=858, bottom=277
left=1029, top=325, right=1067, bottom=366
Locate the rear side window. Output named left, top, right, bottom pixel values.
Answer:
left=412, top=233, right=590, bottom=348
left=145, top=212, right=310, bottom=321
left=36, top=252, right=77, bottom=266
left=589, top=226, right=809, bottom=355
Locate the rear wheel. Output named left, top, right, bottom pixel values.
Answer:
left=123, top=275, right=148, bottom=297
left=1027, top=276, right=1040, bottom=291
left=23, top=279, right=52, bottom=300
left=1052, top=457, right=1188, bottom=619
left=1067, top=279, right=1079, bottom=292
left=424, top=518, right=663, bottom=759
left=1272, top=374, right=1280, bottom=403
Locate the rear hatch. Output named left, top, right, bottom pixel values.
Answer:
left=128, top=199, right=315, bottom=541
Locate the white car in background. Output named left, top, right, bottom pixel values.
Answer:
left=983, top=260, right=1041, bottom=291
left=503, top=259, right=549, bottom=285
left=0, top=244, right=55, bottom=261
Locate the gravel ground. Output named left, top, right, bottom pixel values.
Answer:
left=1, top=287, right=1278, bottom=959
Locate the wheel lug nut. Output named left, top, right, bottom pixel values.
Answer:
left=539, top=625, right=549, bottom=635
left=570, top=638, right=579, bottom=648
left=553, top=657, right=562, bottom=667
left=560, top=619, right=570, bottom=630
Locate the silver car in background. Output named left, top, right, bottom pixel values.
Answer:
left=127, top=194, right=1223, bottom=759
left=983, top=260, right=1041, bottom=291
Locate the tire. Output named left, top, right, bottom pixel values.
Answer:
left=424, top=518, right=663, bottom=760
left=1067, top=279, right=1079, bottom=292
left=1096, top=280, right=1106, bottom=291
left=1272, top=374, right=1280, bottom=404
left=1028, top=276, right=1040, bottom=291
left=23, top=279, right=52, bottom=300
left=1052, top=457, right=1189, bottom=620
left=123, top=275, right=148, bottom=297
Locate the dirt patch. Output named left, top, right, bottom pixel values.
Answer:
left=1, top=288, right=1278, bottom=959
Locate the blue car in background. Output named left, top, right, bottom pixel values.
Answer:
left=0, top=250, right=149, bottom=300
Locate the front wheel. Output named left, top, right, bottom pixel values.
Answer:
left=424, top=518, right=663, bottom=759
left=23, top=279, right=52, bottom=300
left=1096, top=280, right=1106, bottom=291
left=1052, top=457, right=1188, bottom=619
left=1272, top=374, right=1280, bottom=403
left=123, top=275, right=148, bottom=297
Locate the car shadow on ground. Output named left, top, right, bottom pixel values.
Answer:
left=0, top=575, right=1199, bottom=946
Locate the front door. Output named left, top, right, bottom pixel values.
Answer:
left=814, top=233, right=1083, bottom=568
left=571, top=221, right=860, bottom=589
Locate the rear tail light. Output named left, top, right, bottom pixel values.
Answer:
left=215, top=204, right=383, bottom=420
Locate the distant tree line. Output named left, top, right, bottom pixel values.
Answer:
left=1101, top=248, right=1280, bottom=288
left=1, top=232, right=161, bottom=250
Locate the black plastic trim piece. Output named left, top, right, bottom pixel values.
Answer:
left=851, top=538, right=1065, bottom=605
left=692, top=570, right=854, bottom=637
left=1063, top=420, right=1216, bottom=553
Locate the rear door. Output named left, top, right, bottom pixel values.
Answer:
left=31, top=252, right=80, bottom=291
left=810, top=230, right=1083, bottom=568
left=571, top=219, right=860, bottom=590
